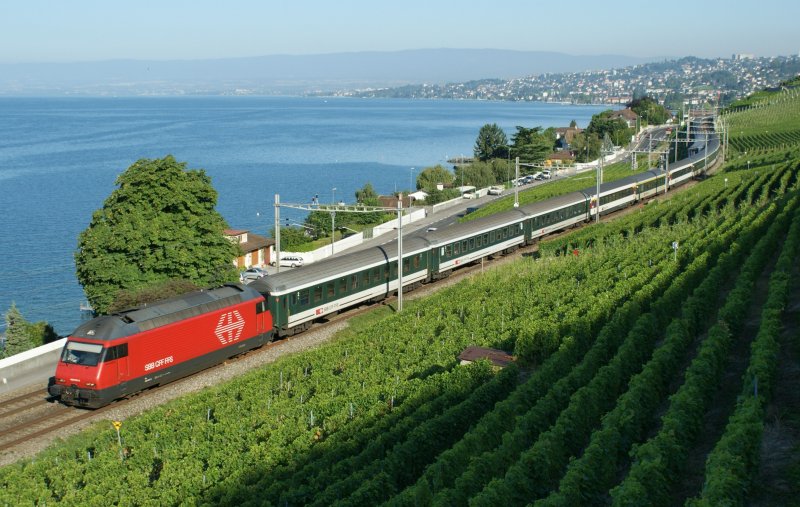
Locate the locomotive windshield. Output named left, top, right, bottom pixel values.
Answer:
left=61, top=341, right=104, bottom=366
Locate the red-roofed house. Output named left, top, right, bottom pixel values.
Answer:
left=224, top=229, right=274, bottom=269
left=608, top=108, right=638, bottom=128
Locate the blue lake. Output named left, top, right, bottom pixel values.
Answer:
left=0, top=96, right=610, bottom=335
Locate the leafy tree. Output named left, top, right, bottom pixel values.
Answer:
left=585, top=111, right=633, bottom=147
left=417, top=165, right=455, bottom=191
left=454, top=163, right=496, bottom=188
left=108, top=279, right=200, bottom=314
left=571, top=131, right=602, bottom=162
left=75, top=156, right=240, bottom=315
left=272, top=224, right=315, bottom=246
left=628, top=96, right=671, bottom=125
left=486, top=158, right=512, bottom=185
left=510, top=126, right=556, bottom=163
left=474, top=123, right=509, bottom=161
left=1, top=303, right=58, bottom=358
left=355, top=182, right=379, bottom=205
left=420, top=187, right=462, bottom=205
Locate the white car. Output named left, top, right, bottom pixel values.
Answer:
left=541, top=170, right=552, bottom=179
left=488, top=185, right=503, bottom=195
left=271, top=255, right=304, bottom=268
left=240, top=267, right=268, bottom=283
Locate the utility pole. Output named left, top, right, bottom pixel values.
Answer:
left=331, top=187, right=337, bottom=254
left=397, top=194, right=403, bottom=312
left=514, top=156, right=520, bottom=207
left=596, top=154, right=601, bottom=223
left=274, top=194, right=281, bottom=273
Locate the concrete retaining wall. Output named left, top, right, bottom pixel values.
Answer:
left=0, top=338, right=65, bottom=394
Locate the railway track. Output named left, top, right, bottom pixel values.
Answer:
left=0, top=168, right=718, bottom=461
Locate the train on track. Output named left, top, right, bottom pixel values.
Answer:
left=49, top=121, right=719, bottom=408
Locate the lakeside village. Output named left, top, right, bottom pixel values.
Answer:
left=0, top=95, right=673, bottom=352
left=225, top=102, right=662, bottom=275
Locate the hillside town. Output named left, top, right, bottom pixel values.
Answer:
left=335, top=54, right=800, bottom=108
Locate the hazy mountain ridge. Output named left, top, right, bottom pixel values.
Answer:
left=0, top=49, right=657, bottom=96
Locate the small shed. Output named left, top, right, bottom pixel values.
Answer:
left=458, top=346, right=515, bottom=369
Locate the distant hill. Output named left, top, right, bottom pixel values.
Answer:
left=0, top=49, right=658, bottom=96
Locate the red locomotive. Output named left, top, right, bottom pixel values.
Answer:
left=48, top=284, right=272, bottom=408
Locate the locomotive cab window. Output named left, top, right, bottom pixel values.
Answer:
left=61, top=341, right=103, bottom=367
left=104, top=343, right=128, bottom=362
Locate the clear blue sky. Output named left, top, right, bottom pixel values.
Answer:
left=1, top=0, right=796, bottom=63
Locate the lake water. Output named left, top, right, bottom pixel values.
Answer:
left=0, top=96, right=610, bottom=335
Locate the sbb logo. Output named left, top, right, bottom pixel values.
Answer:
left=215, top=311, right=245, bottom=345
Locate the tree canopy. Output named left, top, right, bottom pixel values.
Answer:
left=628, top=96, right=671, bottom=125
left=585, top=111, right=634, bottom=147
left=355, top=182, right=379, bottom=205
left=417, top=165, right=455, bottom=191
left=2, top=303, right=58, bottom=358
left=454, top=163, right=496, bottom=189
left=75, top=156, right=240, bottom=315
left=509, top=126, right=556, bottom=163
left=473, top=123, right=509, bottom=161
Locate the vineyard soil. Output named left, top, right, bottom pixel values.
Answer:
left=749, top=261, right=800, bottom=505
left=671, top=246, right=781, bottom=503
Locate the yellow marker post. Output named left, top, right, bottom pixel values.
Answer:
left=112, top=421, right=123, bottom=460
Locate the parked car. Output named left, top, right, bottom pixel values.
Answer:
left=488, top=185, right=504, bottom=195
left=240, top=267, right=268, bottom=283
left=462, top=192, right=476, bottom=199
left=541, top=170, right=552, bottom=179
left=271, top=255, right=304, bottom=268
left=530, top=172, right=543, bottom=181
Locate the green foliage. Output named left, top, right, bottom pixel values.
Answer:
left=355, top=182, right=379, bottom=204
left=74, top=156, right=239, bottom=315
left=629, top=96, right=671, bottom=125
left=420, top=187, right=462, bottom=205
left=510, top=126, right=556, bottom=163
left=416, top=164, right=455, bottom=191
left=304, top=207, right=393, bottom=241
left=5, top=97, right=800, bottom=505
left=474, top=123, right=509, bottom=161
left=586, top=110, right=634, bottom=146
left=107, top=279, right=201, bottom=314
left=1, top=303, right=58, bottom=358
left=571, top=130, right=601, bottom=161
left=689, top=200, right=800, bottom=506
left=454, top=162, right=496, bottom=188
left=271, top=225, right=313, bottom=249
left=465, top=155, right=653, bottom=221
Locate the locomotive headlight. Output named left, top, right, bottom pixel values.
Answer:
left=57, top=378, right=65, bottom=383
left=85, top=382, right=96, bottom=387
